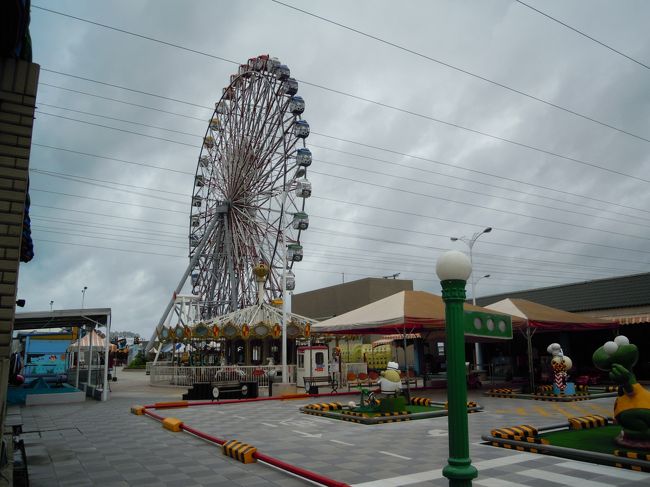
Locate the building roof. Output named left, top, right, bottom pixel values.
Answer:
left=476, top=272, right=650, bottom=312
left=14, top=308, right=111, bottom=331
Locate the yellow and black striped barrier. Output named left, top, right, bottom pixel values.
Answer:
left=444, top=401, right=480, bottom=410
left=601, top=385, right=619, bottom=392
left=410, top=397, right=431, bottom=406
left=305, top=402, right=342, bottom=411
left=490, top=441, right=542, bottom=454
left=490, top=424, right=548, bottom=444
left=344, top=411, right=369, bottom=418
left=222, top=439, right=257, bottom=464
left=614, top=450, right=650, bottom=461
left=568, top=415, right=607, bottom=430
left=537, top=385, right=553, bottom=394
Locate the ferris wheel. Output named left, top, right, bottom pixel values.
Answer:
left=189, top=54, right=312, bottom=319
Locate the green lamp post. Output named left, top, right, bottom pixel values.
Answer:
left=437, top=250, right=478, bottom=487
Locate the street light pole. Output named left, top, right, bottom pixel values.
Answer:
left=451, top=228, right=491, bottom=370
left=437, top=250, right=477, bottom=487
left=49, top=300, right=54, bottom=312
left=81, top=286, right=88, bottom=309
left=281, top=189, right=289, bottom=385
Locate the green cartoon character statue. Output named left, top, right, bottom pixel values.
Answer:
left=592, top=335, right=650, bottom=448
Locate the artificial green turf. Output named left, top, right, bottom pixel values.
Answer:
left=540, top=425, right=622, bottom=454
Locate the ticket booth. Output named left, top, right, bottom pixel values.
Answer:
left=296, top=345, right=329, bottom=388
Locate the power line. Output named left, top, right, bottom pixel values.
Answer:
left=30, top=215, right=186, bottom=239
left=42, top=67, right=650, bottom=185
left=30, top=187, right=187, bottom=214
left=34, top=238, right=185, bottom=258
left=31, top=144, right=650, bottom=259
left=305, top=239, right=631, bottom=274
left=310, top=141, right=650, bottom=216
left=31, top=167, right=189, bottom=197
left=34, top=97, right=650, bottom=218
left=32, top=226, right=187, bottom=250
left=313, top=160, right=650, bottom=227
left=31, top=204, right=186, bottom=228
left=32, top=103, right=650, bottom=231
left=309, top=214, right=650, bottom=264
left=309, top=195, right=650, bottom=256
left=35, top=111, right=198, bottom=148
left=37, top=102, right=203, bottom=138
left=305, top=227, right=648, bottom=274
left=271, top=0, right=650, bottom=144
left=515, top=0, right=650, bottom=70
left=313, top=170, right=650, bottom=241
left=42, top=68, right=212, bottom=108
left=32, top=169, right=188, bottom=204
left=40, top=82, right=208, bottom=121
left=34, top=94, right=650, bottom=217
left=29, top=6, right=650, bottom=180
left=32, top=143, right=195, bottom=175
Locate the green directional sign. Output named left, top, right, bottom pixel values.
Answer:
left=463, top=311, right=512, bottom=339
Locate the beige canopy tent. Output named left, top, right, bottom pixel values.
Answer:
left=311, top=290, right=520, bottom=395
left=485, top=298, right=618, bottom=391
left=311, top=290, right=521, bottom=334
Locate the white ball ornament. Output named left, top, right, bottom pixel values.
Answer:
left=614, top=335, right=629, bottom=346
left=603, top=341, right=618, bottom=355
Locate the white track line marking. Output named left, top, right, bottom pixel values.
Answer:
left=378, top=451, right=411, bottom=460
left=330, top=439, right=354, bottom=446
left=518, top=469, right=613, bottom=487
left=352, top=452, right=537, bottom=487
left=554, top=460, right=649, bottom=481
left=260, top=422, right=277, bottom=428
left=233, top=415, right=246, bottom=420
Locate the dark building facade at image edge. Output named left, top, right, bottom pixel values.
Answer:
left=475, top=272, right=650, bottom=318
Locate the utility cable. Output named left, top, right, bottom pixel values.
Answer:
left=271, top=0, right=650, bottom=143
left=515, top=0, right=650, bottom=70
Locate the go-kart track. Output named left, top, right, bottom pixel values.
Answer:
left=14, top=370, right=649, bottom=486
left=129, top=383, right=646, bottom=485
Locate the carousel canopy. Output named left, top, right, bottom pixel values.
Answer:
left=311, top=290, right=521, bottom=334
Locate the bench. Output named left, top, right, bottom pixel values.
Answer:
left=303, top=376, right=338, bottom=394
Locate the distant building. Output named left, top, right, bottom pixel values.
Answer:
left=292, top=277, right=413, bottom=320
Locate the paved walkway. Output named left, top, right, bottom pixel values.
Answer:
left=12, top=371, right=650, bottom=486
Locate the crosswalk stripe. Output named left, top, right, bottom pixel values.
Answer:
left=532, top=406, right=550, bottom=417
left=518, top=468, right=618, bottom=487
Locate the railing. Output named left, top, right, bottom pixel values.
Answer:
left=149, top=364, right=296, bottom=387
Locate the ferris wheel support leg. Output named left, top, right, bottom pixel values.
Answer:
left=146, top=210, right=224, bottom=353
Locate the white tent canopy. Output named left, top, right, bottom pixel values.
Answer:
left=67, top=329, right=106, bottom=351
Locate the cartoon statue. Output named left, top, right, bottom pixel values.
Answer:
left=593, top=335, right=650, bottom=447
left=378, top=361, right=403, bottom=396
left=547, top=343, right=574, bottom=394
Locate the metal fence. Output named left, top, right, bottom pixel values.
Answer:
left=148, top=364, right=296, bottom=387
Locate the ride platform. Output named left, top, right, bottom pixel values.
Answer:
left=484, top=385, right=618, bottom=402
left=300, top=396, right=482, bottom=425
left=482, top=416, right=650, bottom=473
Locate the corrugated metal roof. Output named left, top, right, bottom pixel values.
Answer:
left=476, top=272, right=650, bottom=312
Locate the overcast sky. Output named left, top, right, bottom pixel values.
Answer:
left=18, top=0, right=650, bottom=336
